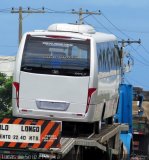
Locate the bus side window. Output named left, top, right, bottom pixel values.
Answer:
left=106, top=47, right=111, bottom=72
left=97, top=43, right=101, bottom=72
left=113, top=42, right=121, bottom=70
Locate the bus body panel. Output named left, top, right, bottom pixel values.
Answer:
left=18, top=72, right=89, bottom=113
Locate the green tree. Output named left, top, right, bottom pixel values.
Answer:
left=0, top=73, right=12, bottom=118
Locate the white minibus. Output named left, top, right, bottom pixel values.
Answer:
left=12, top=23, right=120, bottom=131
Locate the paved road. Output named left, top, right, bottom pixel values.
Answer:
left=142, top=101, right=149, bottom=120
left=133, top=101, right=149, bottom=120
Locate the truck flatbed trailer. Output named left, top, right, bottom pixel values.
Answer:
left=26, top=123, right=128, bottom=160
left=0, top=123, right=128, bottom=160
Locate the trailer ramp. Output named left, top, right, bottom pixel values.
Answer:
left=51, top=123, right=128, bottom=159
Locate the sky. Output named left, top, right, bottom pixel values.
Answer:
left=0, top=0, right=149, bottom=90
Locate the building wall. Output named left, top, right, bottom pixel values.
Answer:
left=0, top=56, right=15, bottom=76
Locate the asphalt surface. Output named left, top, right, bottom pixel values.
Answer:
left=133, top=101, right=149, bottom=120
left=142, top=101, right=149, bottom=120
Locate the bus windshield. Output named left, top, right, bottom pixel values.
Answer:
left=21, top=36, right=90, bottom=76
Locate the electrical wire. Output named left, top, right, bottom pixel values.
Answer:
left=86, top=13, right=149, bottom=61
left=131, top=55, right=149, bottom=66
left=118, top=29, right=149, bottom=34
left=140, top=44, right=149, bottom=55
left=77, top=14, right=92, bottom=23
left=44, top=8, right=72, bottom=14
left=1, top=7, right=149, bottom=64
left=0, top=8, right=11, bottom=13
left=99, top=12, right=149, bottom=68
left=22, top=13, right=31, bottom=20
left=101, top=11, right=149, bottom=61
left=99, top=12, right=149, bottom=89
left=91, top=15, right=123, bottom=40
left=101, top=12, right=134, bottom=40
left=130, top=46, right=149, bottom=65
left=94, top=26, right=149, bottom=34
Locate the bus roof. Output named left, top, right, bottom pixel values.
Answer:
left=27, top=23, right=117, bottom=43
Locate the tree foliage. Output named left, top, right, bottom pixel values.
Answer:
left=0, top=73, right=12, bottom=118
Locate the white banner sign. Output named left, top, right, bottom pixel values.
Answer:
left=0, top=124, right=41, bottom=143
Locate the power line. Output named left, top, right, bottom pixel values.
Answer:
left=11, top=6, right=45, bottom=44
left=131, top=55, right=149, bottom=66
left=100, top=11, right=149, bottom=60
left=118, top=39, right=141, bottom=83
left=101, top=12, right=134, bottom=40
left=119, top=29, right=149, bottom=34
left=91, top=15, right=123, bottom=39
left=93, top=25, right=149, bottom=34
left=130, top=45, right=149, bottom=64
left=100, top=12, right=149, bottom=66
left=45, top=8, right=72, bottom=13
left=130, top=48, right=149, bottom=66
left=1, top=7, right=149, bottom=34
left=71, top=8, right=101, bottom=24
left=140, top=44, right=149, bottom=55
left=0, top=8, right=11, bottom=13
left=1, top=7, right=149, bottom=63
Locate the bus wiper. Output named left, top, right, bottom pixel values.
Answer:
left=82, top=68, right=89, bottom=71
left=21, top=66, right=33, bottom=71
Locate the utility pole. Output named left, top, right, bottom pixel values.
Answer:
left=11, top=7, right=45, bottom=44
left=72, top=8, right=101, bottom=24
left=118, top=39, right=141, bottom=84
